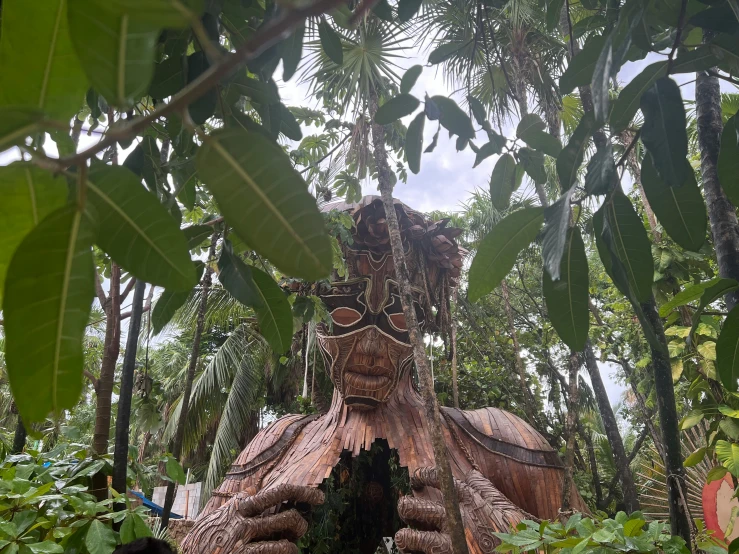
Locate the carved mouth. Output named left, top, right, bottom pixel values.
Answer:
left=343, top=369, right=392, bottom=391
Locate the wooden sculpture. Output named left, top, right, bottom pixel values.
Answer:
left=181, top=196, right=586, bottom=554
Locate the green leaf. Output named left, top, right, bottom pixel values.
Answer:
left=4, top=206, right=94, bottom=423
left=428, top=42, right=465, bottom=65
left=183, top=224, right=213, bottom=249
left=584, top=142, right=617, bottom=196
left=516, top=114, right=562, bottom=158
left=541, top=188, right=574, bottom=281
left=610, top=61, right=667, bottom=132
left=591, top=33, right=613, bottom=124
left=430, top=95, right=475, bottom=141
left=679, top=409, right=704, bottom=430
left=467, top=95, right=487, bottom=126
left=149, top=56, right=185, bottom=99
left=689, top=279, right=739, bottom=339
left=281, top=22, right=304, bottom=81
left=602, top=190, right=653, bottom=302
left=251, top=267, right=293, bottom=353
left=196, top=128, right=332, bottom=280
left=518, top=147, right=547, bottom=185
left=683, top=447, right=706, bottom=468
left=397, top=0, right=422, bottom=22
left=0, top=0, right=88, bottom=119
left=218, top=241, right=263, bottom=308
left=641, top=154, right=706, bottom=252
left=318, top=20, right=343, bottom=65
left=670, top=45, right=719, bottom=74
left=547, top=0, right=566, bottom=31
left=489, top=153, right=521, bottom=211
left=543, top=228, right=590, bottom=351
left=720, top=405, right=739, bottom=418
left=0, top=108, right=46, bottom=153
left=557, top=112, right=593, bottom=190
left=132, top=513, right=152, bottom=538
left=639, top=77, right=689, bottom=188
left=468, top=207, right=545, bottom=303
left=120, top=514, right=136, bottom=544
left=706, top=465, right=729, bottom=483
left=473, top=140, right=502, bottom=168
left=659, top=278, right=722, bottom=317
left=68, top=0, right=160, bottom=109
left=718, top=115, right=739, bottom=207
left=400, top=65, right=423, bottom=94
left=85, top=165, right=196, bottom=291
left=165, top=457, right=186, bottom=484
left=232, top=76, right=279, bottom=105
left=716, top=440, right=739, bottom=476
left=374, top=94, right=419, bottom=125
left=372, top=0, right=394, bottom=21
left=187, top=51, right=217, bottom=124
left=717, top=306, right=739, bottom=392
left=278, top=104, right=302, bottom=141
left=152, top=290, right=189, bottom=335
left=406, top=112, right=425, bottom=174
left=560, top=34, right=606, bottom=95
left=0, top=164, right=68, bottom=310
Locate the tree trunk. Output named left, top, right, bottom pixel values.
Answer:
left=579, top=422, right=602, bottom=507
left=641, top=301, right=692, bottom=543
left=696, top=62, right=739, bottom=311
left=161, top=233, right=217, bottom=527
left=583, top=341, right=640, bottom=512
left=561, top=351, right=580, bottom=511
left=112, top=280, right=147, bottom=499
left=92, top=263, right=121, bottom=501
left=12, top=415, right=26, bottom=454
left=369, top=88, right=469, bottom=554
left=501, top=281, right=536, bottom=423
left=450, top=289, right=460, bottom=409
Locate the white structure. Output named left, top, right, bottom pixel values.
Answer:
left=152, top=482, right=202, bottom=520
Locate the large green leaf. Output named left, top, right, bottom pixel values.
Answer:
left=516, top=114, right=562, bottom=158
left=718, top=307, right=739, bottom=392
left=584, top=142, right=618, bottom=196
left=0, top=0, right=88, bottom=119
left=318, top=20, right=343, bottom=65
left=152, top=290, right=189, bottom=335
left=557, top=112, right=593, bottom=190
left=398, top=0, right=423, bottom=21
left=716, top=440, right=739, bottom=476
left=400, top=65, right=423, bottom=94
left=281, top=22, right=304, bottom=81
left=68, top=0, right=160, bottom=109
left=251, top=267, right=293, bottom=353
left=639, top=77, right=689, bottom=188
left=218, top=241, right=263, bottom=308
left=591, top=32, right=613, bottom=124
left=718, top=115, right=739, bottom=207
left=85, top=164, right=196, bottom=291
left=560, top=34, right=606, bottom=95
left=641, top=153, right=706, bottom=252
left=610, top=61, right=667, bottom=132
left=374, top=94, right=420, bottom=125
left=0, top=108, right=46, bottom=153
left=406, top=112, right=425, bottom=174
left=659, top=277, right=723, bottom=317
left=187, top=51, right=217, bottom=124
left=518, top=147, right=547, bottom=184
left=468, top=207, right=545, bottom=303
left=85, top=520, right=116, bottom=554
left=430, top=95, right=475, bottom=141
left=149, top=56, right=185, bottom=99
left=602, top=190, right=653, bottom=302
left=489, top=153, right=521, bottom=211
left=0, top=164, right=68, bottom=310
left=690, top=279, right=739, bottom=341
left=543, top=228, right=590, bottom=351
left=196, top=128, right=332, bottom=280
left=4, top=206, right=94, bottom=422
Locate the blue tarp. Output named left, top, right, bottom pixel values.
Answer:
left=128, top=489, right=182, bottom=519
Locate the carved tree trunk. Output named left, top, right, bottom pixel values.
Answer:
left=583, top=342, right=639, bottom=512
left=162, top=233, right=217, bottom=527
left=369, top=87, right=469, bottom=554
left=697, top=60, right=739, bottom=311
left=112, top=280, right=147, bottom=497
left=92, top=263, right=121, bottom=500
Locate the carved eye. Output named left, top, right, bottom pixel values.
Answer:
left=388, top=312, right=407, bottom=332
left=331, top=307, right=363, bottom=326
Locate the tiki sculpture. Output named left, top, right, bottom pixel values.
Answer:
left=181, top=197, right=586, bottom=554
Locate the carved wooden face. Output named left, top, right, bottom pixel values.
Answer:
left=316, top=250, right=426, bottom=409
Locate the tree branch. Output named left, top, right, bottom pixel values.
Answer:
left=84, top=370, right=99, bottom=391
left=95, top=272, right=108, bottom=308
left=120, top=278, right=137, bottom=304
left=121, top=304, right=151, bottom=320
